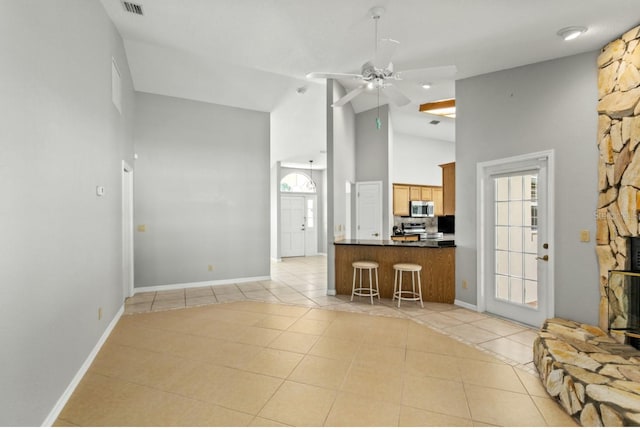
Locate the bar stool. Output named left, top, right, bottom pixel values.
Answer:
left=351, top=261, right=380, bottom=305
left=393, top=263, right=424, bottom=308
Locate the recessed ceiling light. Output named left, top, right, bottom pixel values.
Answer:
left=421, top=83, right=432, bottom=90
left=557, top=26, right=587, bottom=41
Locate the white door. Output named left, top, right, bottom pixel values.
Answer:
left=304, top=195, right=317, bottom=255
left=478, top=151, right=554, bottom=327
left=356, top=181, right=383, bottom=240
left=281, top=196, right=306, bottom=257
left=121, top=161, right=134, bottom=299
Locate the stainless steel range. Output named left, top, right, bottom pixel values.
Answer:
left=401, top=222, right=452, bottom=246
left=402, top=222, right=427, bottom=239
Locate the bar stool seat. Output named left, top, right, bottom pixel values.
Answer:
left=393, top=263, right=424, bottom=308
left=351, top=261, right=380, bottom=305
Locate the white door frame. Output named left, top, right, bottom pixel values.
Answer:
left=355, top=181, right=383, bottom=240
left=476, top=150, right=555, bottom=325
left=122, top=160, right=134, bottom=299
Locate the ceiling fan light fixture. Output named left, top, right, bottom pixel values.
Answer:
left=419, top=98, right=456, bottom=118
left=557, top=26, right=587, bottom=41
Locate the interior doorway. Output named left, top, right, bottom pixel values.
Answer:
left=356, top=181, right=383, bottom=240
left=477, top=151, right=554, bottom=327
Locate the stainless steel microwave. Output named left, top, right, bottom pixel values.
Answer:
left=410, top=200, right=434, bottom=217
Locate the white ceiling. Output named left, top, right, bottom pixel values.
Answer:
left=100, top=0, right=640, bottom=147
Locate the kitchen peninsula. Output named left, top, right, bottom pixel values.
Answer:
left=334, top=239, right=455, bottom=303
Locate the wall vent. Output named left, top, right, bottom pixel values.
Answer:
left=121, top=1, right=144, bottom=15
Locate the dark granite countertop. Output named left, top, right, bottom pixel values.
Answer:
left=335, top=236, right=455, bottom=248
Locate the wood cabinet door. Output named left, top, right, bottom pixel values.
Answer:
left=393, top=184, right=410, bottom=216
left=432, top=187, right=444, bottom=216
left=410, top=186, right=421, bottom=201
left=421, top=187, right=432, bottom=201
left=441, top=162, right=456, bottom=215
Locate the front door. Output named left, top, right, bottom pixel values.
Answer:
left=356, top=181, right=383, bottom=240
left=478, top=151, right=554, bottom=327
left=281, top=196, right=306, bottom=257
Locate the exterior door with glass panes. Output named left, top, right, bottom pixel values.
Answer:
left=480, top=153, right=553, bottom=327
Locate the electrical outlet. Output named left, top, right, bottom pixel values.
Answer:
left=98, top=307, right=103, bottom=320
left=462, top=280, right=468, bottom=289
left=580, top=230, right=590, bottom=242
left=208, top=265, right=214, bottom=271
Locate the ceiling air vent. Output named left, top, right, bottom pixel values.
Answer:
left=121, top=1, right=144, bottom=15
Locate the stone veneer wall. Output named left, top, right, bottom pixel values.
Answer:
left=596, top=24, right=640, bottom=334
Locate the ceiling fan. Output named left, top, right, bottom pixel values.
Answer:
left=306, top=7, right=456, bottom=109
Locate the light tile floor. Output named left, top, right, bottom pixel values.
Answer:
left=126, top=256, right=539, bottom=374
left=55, top=256, right=576, bottom=426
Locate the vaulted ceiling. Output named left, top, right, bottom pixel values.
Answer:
left=100, top=0, right=640, bottom=144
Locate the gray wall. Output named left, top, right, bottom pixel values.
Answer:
left=0, top=1, right=134, bottom=425
left=134, top=93, right=270, bottom=287
left=456, top=51, right=599, bottom=324
left=327, top=81, right=356, bottom=294
left=356, top=105, right=391, bottom=239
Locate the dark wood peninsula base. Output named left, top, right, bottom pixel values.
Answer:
left=334, top=240, right=455, bottom=303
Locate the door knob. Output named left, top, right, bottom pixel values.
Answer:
left=372, top=233, right=379, bottom=237
left=536, top=255, right=549, bottom=261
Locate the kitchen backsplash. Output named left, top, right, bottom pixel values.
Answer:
left=393, top=216, right=438, bottom=232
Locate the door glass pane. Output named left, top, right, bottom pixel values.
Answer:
left=496, top=202, right=509, bottom=225
left=523, top=228, right=537, bottom=253
left=509, top=226, right=523, bottom=252
left=496, top=227, right=509, bottom=250
left=493, top=172, right=538, bottom=309
left=496, top=275, right=509, bottom=300
left=496, top=177, right=509, bottom=200
left=509, top=252, right=522, bottom=277
left=496, top=250, right=509, bottom=274
left=306, top=199, right=314, bottom=228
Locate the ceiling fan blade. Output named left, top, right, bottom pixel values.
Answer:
left=372, top=38, right=399, bottom=69
left=332, top=85, right=366, bottom=107
left=382, top=84, right=411, bottom=106
left=394, top=65, right=457, bottom=81
left=306, top=72, right=363, bottom=80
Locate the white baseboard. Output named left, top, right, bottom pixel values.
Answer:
left=271, top=257, right=282, bottom=263
left=135, top=275, right=271, bottom=293
left=454, top=299, right=478, bottom=312
left=317, top=252, right=327, bottom=256
left=42, top=304, right=124, bottom=426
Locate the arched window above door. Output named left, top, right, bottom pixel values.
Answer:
left=280, top=173, right=316, bottom=193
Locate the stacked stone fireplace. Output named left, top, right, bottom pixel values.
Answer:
left=532, top=25, right=640, bottom=427
left=596, top=24, right=640, bottom=340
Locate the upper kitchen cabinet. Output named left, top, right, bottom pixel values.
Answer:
left=393, top=184, right=411, bottom=216
left=393, top=183, right=443, bottom=216
left=440, top=162, right=455, bottom=215
left=409, top=186, right=421, bottom=201
left=420, top=187, right=432, bottom=201
left=432, top=187, right=444, bottom=216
